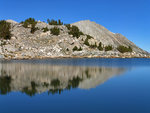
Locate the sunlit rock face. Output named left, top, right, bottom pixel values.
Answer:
left=72, top=20, right=148, bottom=54
left=0, top=19, right=149, bottom=59
left=0, top=62, right=126, bottom=96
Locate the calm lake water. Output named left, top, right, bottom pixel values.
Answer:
left=0, top=58, right=150, bottom=113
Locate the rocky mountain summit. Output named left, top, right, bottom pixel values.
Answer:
left=0, top=18, right=149, bottom=59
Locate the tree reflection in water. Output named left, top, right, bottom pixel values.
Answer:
left=0, top=76, right=12, bottom=95
left=0, top=61, right=126, bottom=96
left=22, top=81, right=38, bottom=96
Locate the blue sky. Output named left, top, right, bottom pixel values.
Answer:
left=1, top=0, right=150, bottom=52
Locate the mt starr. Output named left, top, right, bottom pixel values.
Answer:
left=0, top=19, right=149, bottom=59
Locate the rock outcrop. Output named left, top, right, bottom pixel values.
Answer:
left=0, top=19, right=149, bottom=59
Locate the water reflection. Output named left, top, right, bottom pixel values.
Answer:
left=0, top=62, right=127, bottom=96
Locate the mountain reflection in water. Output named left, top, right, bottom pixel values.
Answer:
left=0, top=62, right=127, bottom=96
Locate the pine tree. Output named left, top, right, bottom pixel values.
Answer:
left=0, top=20, right=12, bottom=40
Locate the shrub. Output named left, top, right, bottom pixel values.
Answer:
left=86, top=35, right=93, bottom=39
left=78, top=47, right=82, bottom=51
left=73, top=46, right=82, bottom=51
left=68, top=25, right=84, bottom=38
left=21, top=18, right=37, bottom=28
left=47, top=19, right=63, bottom=25
left=66, top=48, right=69, bottom=51
left=84, top=38, right=90, bottom=46
left=65, top=24, right=71, bottom=30
left=21, top=18, right=38, bottom=33
left=42, top=27, right=49, bottom=32
left=128, top=46, right=132, bottom=52
left=31, top=24, right=39, bottom=34
left=97, top=42, right=103, bottom=51
left=84, top=35, right=95, bottom=47
left=0, top=20, right=11, bottom=40
left=117, top=45, right=133, bottom=53
left=73, top=46, right=78, bottom=51
left=58, top=19, right=63, bottom=25
left=90, top=42, right=97, bottom=48
left=105, top=45, right=113, bottom=51
left=50, top=27, right=60, bottom=36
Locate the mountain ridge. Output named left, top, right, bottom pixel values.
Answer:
left=0, top=19, right=149, bottom=59
left=72, top=20, right=148, bottom=54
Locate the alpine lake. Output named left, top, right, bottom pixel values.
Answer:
left=0, top=58, right=150, bottom=113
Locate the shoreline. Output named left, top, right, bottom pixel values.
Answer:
left=1, top=55, right=150, bottom=60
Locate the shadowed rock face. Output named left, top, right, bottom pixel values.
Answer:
left=0, top=62, right=127, bottom=96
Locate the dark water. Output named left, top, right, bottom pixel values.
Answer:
left=0, top=58, right=150, bottom=113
